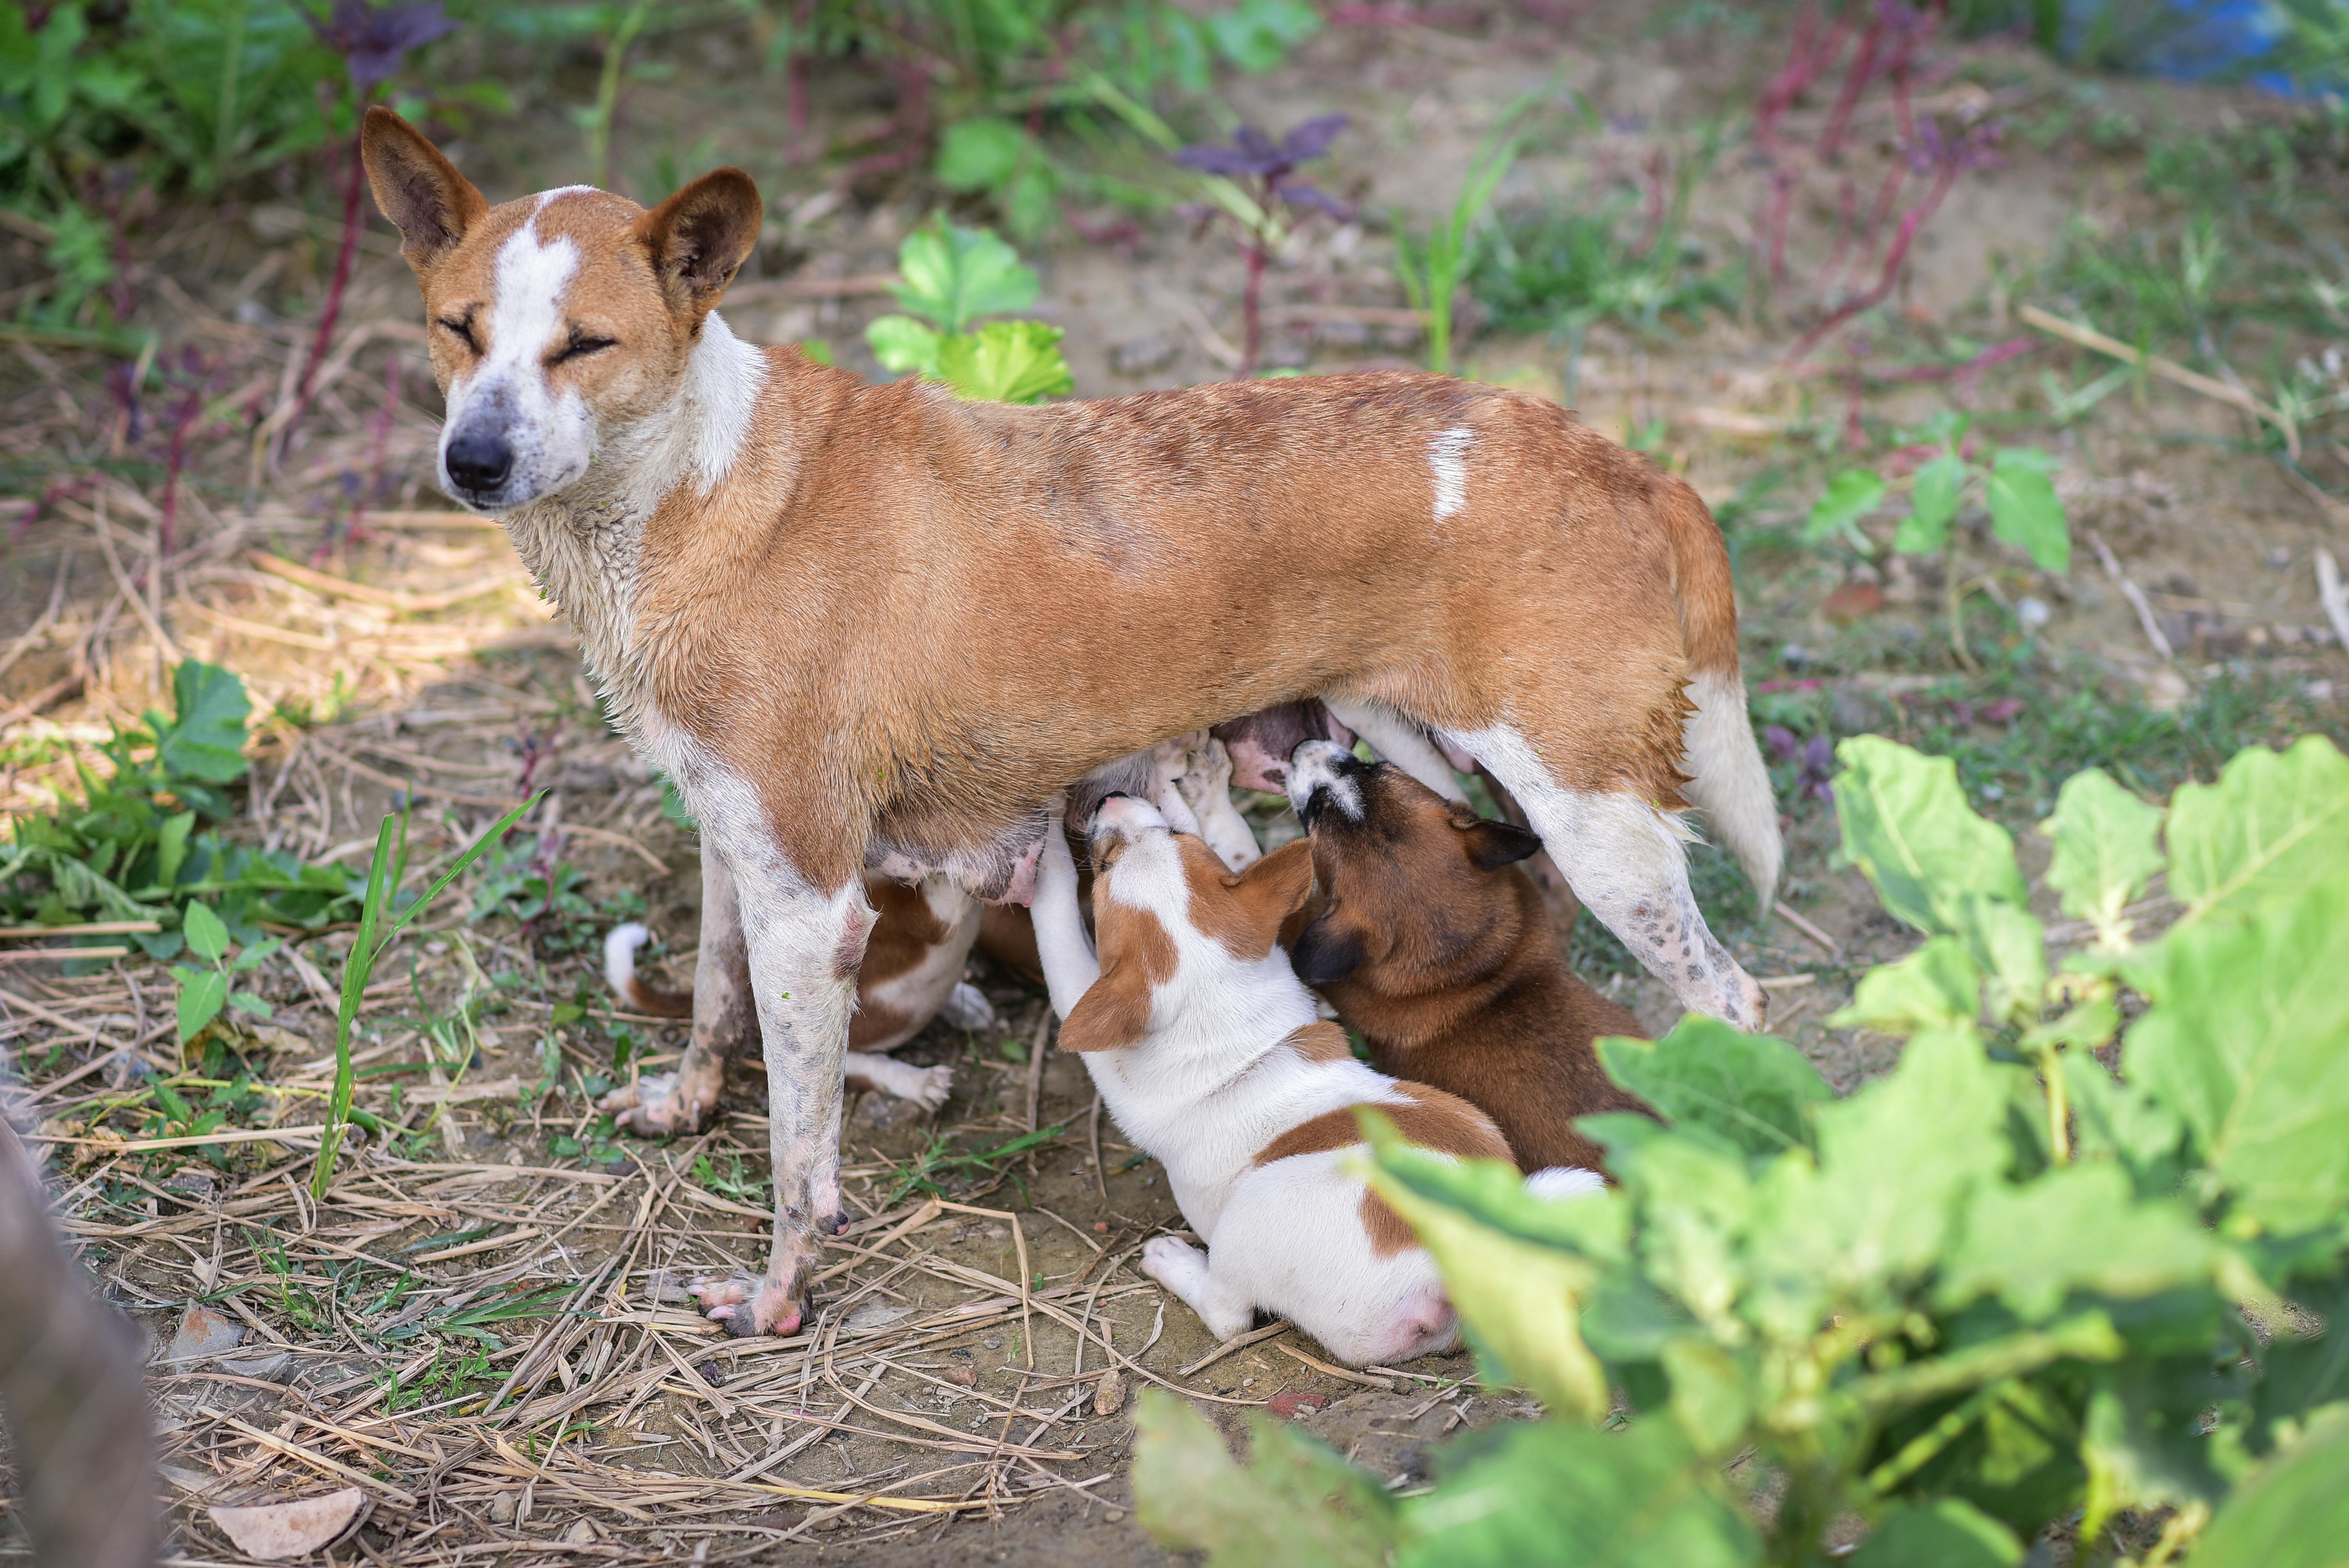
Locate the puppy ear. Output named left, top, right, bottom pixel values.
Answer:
left=1455, top=814, right=1543, bottom=871
left=1059, top=961, right=1151, bottom=1053
left=636, top=168, right=763, bottom=324
left=362, top=106, right=488, bottom=274
left=1290, top=909, right=1368, bottom=986
left=1219, top=839, right=1315, bottom=955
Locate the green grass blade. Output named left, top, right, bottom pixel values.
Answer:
left=376, top=793, right=541, bottom=950
left=312, top=815, right=399, bottom=1198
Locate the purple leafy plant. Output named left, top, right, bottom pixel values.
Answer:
left=1174, top=115, right=1350, bottom=376
left=281, top=3, right=451, bottom=462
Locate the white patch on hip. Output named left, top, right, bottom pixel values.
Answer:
left=1426, top=426, right=1474, bottom=522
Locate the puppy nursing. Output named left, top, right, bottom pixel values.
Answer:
left=1035, top=794, right=1563, bottom=1366
left=1286, top=740, right=1654, bottom=1176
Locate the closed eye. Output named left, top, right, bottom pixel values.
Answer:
left=550, top=328, right=616, bottom=367
left=435, top=314, right=479, bottom=353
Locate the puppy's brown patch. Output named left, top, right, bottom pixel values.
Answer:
left=1059, top=894, right=1177, bottom=1053
left=1253, top=1085, right=1513, bottom=1256
left=1296, top=763, right=1652, bottom=1175
left=1283, top=1021, right=1355, bottom=1064
left=1185, top=837, right=1316, bottom=961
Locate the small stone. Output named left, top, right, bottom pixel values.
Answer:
left=208, top=1489, right=367, bottom=1561
left=565, top=1518, right=598, bottom=1545
left=487, top=1492, right=517, bottom=1524
left=1267, top=1386, right=1328, bottom=1420
left=216, top=1351, right=292, bottom=1380
left=1104, top=1508, right=1126, bottom=1523
left=163, top=1304, right=244, bottom=1364
left=1093, top=1370, right=1126, bottom=1417
left=2015, top=595, right=2051, bottom=631
left=1820, top=582, right=1885, bottom=625
left=944, top=1365, right=978, bottom=1387
left=1092, top=1220, right=1108, bottom=1233
left=984, top=1338, right=1002, bottom=1349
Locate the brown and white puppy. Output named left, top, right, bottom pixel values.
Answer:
left=360, top=110, right=1779, bottom=1336
left=1034, top=794, right=1553, bottom=1367
left=1284, top=740, right=1654, bottom=1176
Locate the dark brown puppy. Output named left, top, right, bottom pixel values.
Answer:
left=1283, top=740, right=1653, bottom=1176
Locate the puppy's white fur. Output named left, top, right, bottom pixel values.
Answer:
left=1032, top=796, right=1457, bottom=1366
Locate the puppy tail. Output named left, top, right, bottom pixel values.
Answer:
left=603, top=923, right=693, bottom=1018
left=1657, top=475, right=1784, bottom=913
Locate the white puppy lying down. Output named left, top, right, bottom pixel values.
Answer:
left=1033, top=791, right=1543, bottom=1367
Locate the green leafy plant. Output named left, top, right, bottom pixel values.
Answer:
left=169, top=901, right=278, bottom=1046
left=866, top=217, right=1073, bottom=403
left=310, top=795, right=540, bottom=1198
left=1137, top=731, right=2349, bottom=1568
left=1394, top=128, right=1519, bottom=375
left=1805, top=413, right=2072, bottom=668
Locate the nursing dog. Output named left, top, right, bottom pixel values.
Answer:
left=1285, top=740, right=1655, bottom=1176
left=361, top=109, right=1780, bottom=1335
left=1032, top=794, right=1588, bottom=1366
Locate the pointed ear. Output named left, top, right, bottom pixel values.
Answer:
left=1451, top=808, right=1543, bottom=871
left=1059, top=961, right=1151, bottom=1053
left=1220, top=839, right=1316, bottom=955
left=635, top=168, right=763, bottom=324
left=361, top=106, right=488, bottom=275
left=1290, top=909, right=1369, bottom=986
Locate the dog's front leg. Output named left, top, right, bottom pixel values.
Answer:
left=602, top=849, right=756, bottom=1136
left=688, top=861, right=874, bottom=1338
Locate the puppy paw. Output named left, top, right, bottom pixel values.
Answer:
left=599, top=1071, right=714, bottom=1138
left=902, top=1063, right=954, bottom=1112
left=1140, top=1235, right=1206, bottom=1286
left=689, top=1275, right=803, bottom=1338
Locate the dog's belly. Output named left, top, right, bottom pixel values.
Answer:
left=866, top=749, right=1155, bottom=904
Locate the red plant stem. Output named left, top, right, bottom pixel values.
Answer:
left=785, top=0, right=814, bottom=157
left=1818, top=7, right=1886, bottom=162
left=1631, top=148, right=1669, bottom=258
left=1239, top=243, right=1267, bottom=378
left=157, top=391, right=200, bottom=561
left=349, top=356, right=402, bottom=542
left=1788, top=153, right=1960, bottom=362
left=284, top=114, right=367, bottom=453
left=1859, top=138, right=1910, bottom=262
left=1820, top=175, right=1859, bottom=296
left=1763, top=169, right=1797, bottom=285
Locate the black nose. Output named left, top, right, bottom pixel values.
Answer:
left=445, top=430, right=512, bottom=492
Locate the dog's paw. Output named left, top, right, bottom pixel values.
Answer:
left=1140, top=1235, right=1206, bottom=1285
left=599, top=1071, right=713, bottom=1138
left=901, top=1062, right=954, bottom=1112
left=689, top=1275, right=803, bottom=1338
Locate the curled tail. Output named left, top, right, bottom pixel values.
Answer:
left=604, top=924, right=693, bottom=1018
left=1657, top=475, right=1784, bottom=912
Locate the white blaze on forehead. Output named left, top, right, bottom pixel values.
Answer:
left=481, top=218, right=581, bottom=387
left=1426, top=426, right=1474, bottom=522
left=1285, top=739, right=1363, bottom=821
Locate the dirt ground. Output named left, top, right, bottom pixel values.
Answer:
left=3, top=1, right=2347, bottom=1563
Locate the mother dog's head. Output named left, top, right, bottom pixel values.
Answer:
left=358, top=107, right=763, bottom=512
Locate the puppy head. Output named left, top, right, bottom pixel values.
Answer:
left=360, top=107, right=762, bottom=512
left=1283, top=739, right=1542, bottom=987
left=1059, top=795, right=1315, bottom=1053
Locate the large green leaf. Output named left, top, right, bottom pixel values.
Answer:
left=2062, top=1056, right=2186, bottom=1200
left=1847, top=1499, right=2023, bottom=1568
left=1803, top=468, right=1887, bottom=549
left=935, top=116, right=1028, bottom=193
left=1132, top=1393, right=1395, bottom=1568
left=1748, top=1026, right=2011, bottom=1329
left=1892, top=451, right=1968, bottom=556
left=889, top=217, right=1038, bottom=334
left=2191, top=1408, right=2349, bottom=1568
left=1398, top=1418, right=1760, bottom=1568
left=2164, top=736, right=2349, bottom=926
left=2251, top=1275, right=2349, bottom=1449
left=1936, top=1163, right=2214, bottom=1322
left=1360, top=1119, right=1619, bottom=1420
left=1831, top=936, right=1980, bottom=1036
left=2080, top=1360, right=2233, bottom=1542
left=1985, top=447, right=2070, bottom=572
left=933, top=320, right=1073, bottom=404
left=2041, top=768, right=2166, bottom=944
left=153, top=659, right=251, bottom=785
left=1834, top=738, right=2027, bottom=939
left=1596, top=1016, right=1832, bottom=1157
left=172, top=965, right=226, bottom=1044
left=865, top=314, right=943, bottom=377
left=2126, top=880, right=2349, bottom=1231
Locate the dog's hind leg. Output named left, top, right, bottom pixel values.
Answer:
left=1448, top=723, right=1767, bottom=1030
left=1140, top=1236, right=1256, bottom=1342
left=602, top=849, right=756, bottom=1136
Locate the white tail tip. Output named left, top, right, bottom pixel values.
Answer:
left=1524, top=1166, right=1606, bottom=1201
left=604, top=923, right=652, bottom=1000
left=939, top=981, right=996, bottom=1034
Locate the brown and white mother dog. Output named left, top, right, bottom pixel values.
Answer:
left=359, top=110, right=1781, bottom=1336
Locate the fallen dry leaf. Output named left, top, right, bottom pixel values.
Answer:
left=1094, top=1369, right=1126, bottom=1417
left=208, top=1488, right=368, bottom=1560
